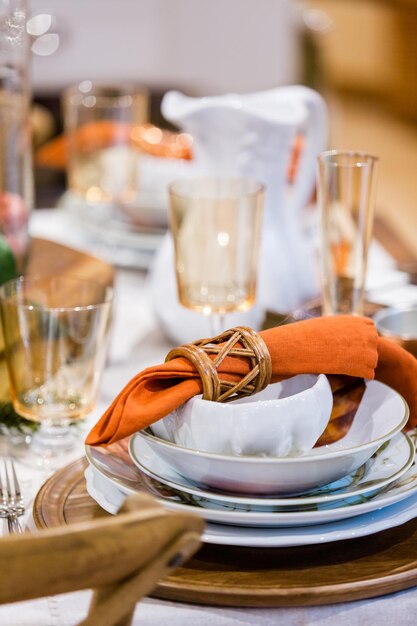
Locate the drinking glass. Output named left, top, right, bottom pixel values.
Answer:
left=63, top=81, right=148, bottom=211
left=374, top=305, right=417, bottom=358
left=0, top=276, right=113, bottom=468
left=0, top=0, right=33, bottom=274
left=317, top=150, right=378, bottom=315
left=168, top=177, right=264, bottom=335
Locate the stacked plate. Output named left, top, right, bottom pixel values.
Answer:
left=85, top=378, right=417, bottom=548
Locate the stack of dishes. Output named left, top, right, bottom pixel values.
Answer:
left=85, top=375, right=417, bottom=548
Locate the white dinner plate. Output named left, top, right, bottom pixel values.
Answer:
left=85, top=432, right=417, bottom=527
left=30, top=206, right=165, bottom=270
left=67, top=201, right=165, bottom=270
left=84, top=462, right=417, bottom=547
left=130, top=431, right=415, bottom=510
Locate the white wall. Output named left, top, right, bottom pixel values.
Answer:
left=30, top=0, right=302, bottom=95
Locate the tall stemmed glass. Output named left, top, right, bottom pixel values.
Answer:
left=0, top=276, right=113, bottom=469
left=168, top=177, right=264, bottom=336
left=317, top=151, right=378, bottom=315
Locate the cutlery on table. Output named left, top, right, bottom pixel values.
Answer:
left=0, top=459, right=25, bottom=534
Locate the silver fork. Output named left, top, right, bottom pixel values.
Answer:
left=0, top=459, right=25, bottom=534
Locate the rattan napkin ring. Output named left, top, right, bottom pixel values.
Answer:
left=165, top=326, right=272, bottom=403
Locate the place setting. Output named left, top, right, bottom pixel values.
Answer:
left=25, top=151, right=417, bottom=606
left=32, top=324, right=417, bottom=605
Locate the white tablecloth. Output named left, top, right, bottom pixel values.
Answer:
left=2, top=589, right=417, bottom=626
left=1, top=209, right=417, bottom=625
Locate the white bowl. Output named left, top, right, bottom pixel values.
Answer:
left=151, top=374, right=333, bottom=457
left=132, top=380, right=409, bottom=495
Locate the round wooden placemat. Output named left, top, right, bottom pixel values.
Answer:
left=33, top=457, right=417, bottom=608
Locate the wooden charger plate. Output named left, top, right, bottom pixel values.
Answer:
left=26, top=237, right=115, bottom=285
left=34, top=456, right=417, bottom=608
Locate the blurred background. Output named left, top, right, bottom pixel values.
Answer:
left=30, top=0, right=417, bottom=258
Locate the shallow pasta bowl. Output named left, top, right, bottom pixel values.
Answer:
left=131, top=380, right=408, bottom=495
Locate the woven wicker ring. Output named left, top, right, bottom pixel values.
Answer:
left=165, top=326, right=272, bottom=402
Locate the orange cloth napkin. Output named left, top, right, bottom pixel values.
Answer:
left=35, top=121, right=192, bottom=170
left=86, top=315, right=417, bottom=446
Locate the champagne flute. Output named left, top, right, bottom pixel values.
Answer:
left=0, top=275, right=113, bottom=469
left=317, top=150, right=378, bottom=315
left=168, top=177, right=264, bottom=336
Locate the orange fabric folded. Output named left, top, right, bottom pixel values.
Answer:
left=35, top=122, right=192, bottom=170
left=86, top=315, right=417, bottom=446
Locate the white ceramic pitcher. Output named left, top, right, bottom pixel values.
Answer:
left=150, top=86, right=327, bottom=344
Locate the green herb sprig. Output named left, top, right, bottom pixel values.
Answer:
left=0, top=402, right=39, bottom=434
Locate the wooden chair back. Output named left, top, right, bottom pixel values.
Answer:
left=0, top=493, right=204, bottom=626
